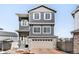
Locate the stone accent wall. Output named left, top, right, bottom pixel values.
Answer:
left=73, top=33, right=79, bottom=53
left=29, top=38, right=57, bottom=50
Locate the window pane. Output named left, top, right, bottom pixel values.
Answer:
left=24, top=20, right=28, bottom=26
left=21, top=20, right=28, bottom=26
left=34, top=27, right=40, bottom=33
left=44, top=27, right=51, bottom=34
left=23, top=20, right=25, bottom=25
left=34, top=13, right=39, bottom=19
left=46, top=14, right=50, bottom=19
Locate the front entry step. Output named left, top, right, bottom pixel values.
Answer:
left=20, top=44, right=29, bottom=49
left=20, top=44, right=25, bottom=49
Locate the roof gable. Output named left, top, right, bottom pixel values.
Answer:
left=28, top=5, right=56, bottom=13
left=72, top=6, right=79, bottom=17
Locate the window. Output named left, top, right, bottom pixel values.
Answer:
left=43, top=26, right=51, bottom=34
left=44, top=13, right=51, bottom=20
left=33, top=13, right=41, bottom=20
left=21, top=20, right=28, bottom=26
left=33, top=26, right=41, bottom=34
left=32, top=39, right=52, bottom=41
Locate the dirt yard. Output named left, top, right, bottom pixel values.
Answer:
left=7, top=48, right=66, bottom=54
left=30, top=48, right=66, bottom=54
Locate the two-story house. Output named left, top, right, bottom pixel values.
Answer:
left=16, top=5, right=58, bottom=50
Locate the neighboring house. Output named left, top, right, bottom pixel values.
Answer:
left=0, top=29, right=18, bottom=51
left=16, top=5, right=58, bottom=50
left=71, top=6, right=79, bottom=53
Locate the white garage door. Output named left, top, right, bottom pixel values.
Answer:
left=29, top=39, right=56, bottom=50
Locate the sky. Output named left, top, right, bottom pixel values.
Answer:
left=0, top=4, right=77, bottom=38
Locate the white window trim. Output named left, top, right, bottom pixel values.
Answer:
left=21, top=20, right=24, bottom=26
left=33, top=13, right=41, bottom=20
left=44, top=13, right=52, bottom=20
left=33, top=26, right=41, bottom=34
left=21, top=20, right=28, bottom=26
left=43, top=26, right=51, bottom=34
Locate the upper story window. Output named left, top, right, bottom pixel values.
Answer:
left=21, top=20, right=28, bottom=26
left=44, top=13, right=51, bottom=20
left=33, top=13, right=41, bottom=20
left=43, top=26, right=51, bottom=34
left=33, top=26, right=41, bottom=34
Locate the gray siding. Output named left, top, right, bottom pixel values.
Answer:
left=19, top=26, right=29, bottom=31
left=19, top=18, right=29, bottom=31
left=29, top=12, right=55, bottom=24
left=29, top=25, right=54, bottom=37
left=29, top=11, right=55, bottom=37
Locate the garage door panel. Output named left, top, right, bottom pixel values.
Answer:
left=30, top=39, right=56, bottom=49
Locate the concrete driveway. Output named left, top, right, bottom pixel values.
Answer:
left=30, top=48, right=66, bottom=54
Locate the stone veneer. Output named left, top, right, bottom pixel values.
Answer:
left=73, top=33, right=79, bottom=53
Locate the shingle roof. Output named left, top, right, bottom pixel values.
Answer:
left=28, top=5, right=56, bottom=13
left=16, top=14, right=29, bottom=17
left=0, top=31, right=18, bottom=37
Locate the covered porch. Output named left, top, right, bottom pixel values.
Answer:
left=17, top=30, right=29, bottom=49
